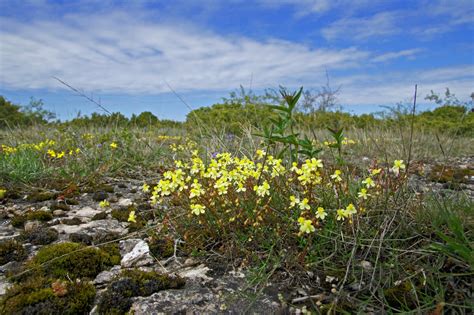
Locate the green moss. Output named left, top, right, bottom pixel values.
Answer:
left=20, top=227, right=58, bottom=245
left=97, top=269, right=185, bottom=314
left=50, top=202, right=70, bottom=211
left=11, top=215, right=27, bottom=228
left=429, top=165, right=474, bottom=184
left=68, top=233, right=92, bottom=245
left=29, top=242, right=117, bottom=280
left=65, top=198, right=79, bottom=205
left=149, top=237, right=174, bottom=258
left=60, top=217, right=82, bottom=225
left=97, top=243, right=121, bottom=266
left=111, top=208, right=128, bottom=222
left=26, top=191, right=56, bottom=202
left=111, top=206, right=144, bottom=232
left=97, top=184, right=115, bottom=193
left=92, top=211, right=108, bottom=220
left=1, top=276, right=96, bottom=314
left=0, top=240, right=27, bottom=265
left=26, top=210, right=53, bottom=222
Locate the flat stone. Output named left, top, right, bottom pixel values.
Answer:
left=117, top=198, right=133, bottom=207
left=53, top=210, right=66, bottom=217
left=51, top=219, right=127, bottom=239
left=178, top=264, right=212, bottom=282
left=120, top=240, right=154, bottom=268
left=93, top=265, right=122, bottom=286
left=130, top=286, right=218, bottom=314
left=74, top=206, right=102, bottom=218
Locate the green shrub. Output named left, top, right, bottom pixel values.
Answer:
left=0, top=240, right=27, bottom=265
left=29, top=242, right=119, bottom=280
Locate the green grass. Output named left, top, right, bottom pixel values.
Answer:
left=1, top=121, right=473, bottom=313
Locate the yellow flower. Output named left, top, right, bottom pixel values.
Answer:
left=315, top=207, right=327, bottom=220
left=236, top=182, right=247, bottom=193
left=110, top=142, right=118, bottom=149
left=47, top=149, right=56, bottom=158
left=253, top=181, right=270, bottom=197
left=298, top=217, right=315, bottom=234
left=345, top=203, right=357, bottom=215
left=299, top=198, right=310, bottom=211
left=358, top=188, right=369, bottom=199
left=256, top=149, right=266, bottom=159
left=289, top=195, right=300, bottom=208
left=336, top=209, right=348, bottom=221
left=371, top=168, right=382, bottom=176
left=392, top=160, right=406, bottom=175
left=99, top=200, right=110, bottom=208
left=57, top=151, right=65, bottom=158
left=0, top=189, right=6, bottom=199
left=128, top=210, right=137, bottom=223
left=190, top=204, right=206, bottom=216
left=362, top=177, right=375, bottom=188
left=190, top=179, right=205, bottom=198
left=142, top=183, right=150, bottom=193
left=330, top=170, right=342, bottom=182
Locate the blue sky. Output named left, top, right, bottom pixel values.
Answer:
left=0, top=0, right=473, bottom=121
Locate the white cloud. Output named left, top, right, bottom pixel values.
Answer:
left=338, top=65, right=474, bottom=106
left=372, top=49, right=422, bottom=63
left=321, top=11, right=401, bottom=41
left=0, top=12, right=369, bottom=93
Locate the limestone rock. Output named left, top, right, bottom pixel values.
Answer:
left=120, top=240, right=154, bottom=268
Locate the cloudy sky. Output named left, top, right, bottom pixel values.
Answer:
left=0, top=0, right=473, bottom=120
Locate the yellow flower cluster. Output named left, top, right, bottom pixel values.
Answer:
left=145, top=150, right=405, bottom=235
left=323, top=138, right=357, bottom=147
left=1, top=144, right=17, bottom=155
left=169, top=140, right=197, bottom=153
left=157, top=135, right=181, bottom=141
left=1, top=139, right=82, bottom=160
left=47, top=148, right=81, bottom=159
left=2, top=139, right=57, bottom=156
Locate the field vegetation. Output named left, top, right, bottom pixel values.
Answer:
left=0, top=87, right=473, bottom=313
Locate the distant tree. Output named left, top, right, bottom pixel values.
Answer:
left=21, top=97, right=56, bottom=122
left=0, top=96, right=27, bottom=128
left=130, top=111, right=159, bottom=127
left=0, top=96, right=55, bottom=128
left=298, top=72, right=341, bottom=113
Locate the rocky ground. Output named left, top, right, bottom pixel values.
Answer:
left=0, top=157, right=472, bottom=314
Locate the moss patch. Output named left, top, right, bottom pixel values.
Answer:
left=0, top=240, right=27, bottom=265
left=28, top=242, right=118, bottom=280
left=20, top=227, right=59, bottom=246
left=92, top=211, right=107, bottom=220
left=111, top=206, right=144, bottom=232
left=149, top=237, right=174, bottom=259
left=11, top=215, right=27, bottom=228
left=97, top=269, right=185, bottom=314
left=1, top=276, right=96, bottom=314
left=50, top=202, right=71, bottom=211
left=60, top=217, right=83, bottom=225
left=429, top=165, right=474, bottom=184
left=68, top=233, right=92, bottom=245
left=26, top=210, right=53, bottom=222
left=26, top=191, right=56, bottom=202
